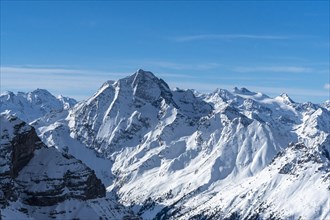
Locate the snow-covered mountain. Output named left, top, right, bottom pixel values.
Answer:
left=0, top=89, right=77, bottom=123
left=1, top=69, right=329, bottom=219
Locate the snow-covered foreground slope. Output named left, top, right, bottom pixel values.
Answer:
left=156, top=142, right=330, bottom=219
left=0, top=114, right=137, bottom=219
left=1, top=69, right=329, bottom=219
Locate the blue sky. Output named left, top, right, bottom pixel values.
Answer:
left=1, top=1, right=329, bottom=102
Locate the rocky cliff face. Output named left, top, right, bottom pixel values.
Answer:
left=16, top=146, right=106, bottom=207
left=0, top=114, right=108, bottom=217
left=0, top=114, right=40, bottom=206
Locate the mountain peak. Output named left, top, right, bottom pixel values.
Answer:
left=123, top=69, right=160, bottom=87
left=278, top=93, right=295, bottom=104
left=125, top=70, right=171, bottom=102
left=31, top=88, right=52, bottom=95
left=233, top=87, right=255, bottom=95
left=134, top=69, right=156, bottom=78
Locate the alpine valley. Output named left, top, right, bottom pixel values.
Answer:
left=1, top=69, right=329, bottom=220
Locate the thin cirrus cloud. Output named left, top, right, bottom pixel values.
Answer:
left=141, top=60, right=221, bottom=71
left=0, top=66, right=130, bottom=79
left=2, top=67, right=85, bottom=74
left=232, top=66, right=314, bottom=73
left=173, top=34, right=292, bottom=42
left=0, top=66, right=130, bottom=100
left=0, top=66, right=128, bottom=76
left=324, top=84, right=330, bottom=90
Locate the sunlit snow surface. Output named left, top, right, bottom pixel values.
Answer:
left=1, top=70, right=329, bottom=219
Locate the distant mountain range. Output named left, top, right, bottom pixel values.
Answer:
left=1, top=69, right=329, bottom=219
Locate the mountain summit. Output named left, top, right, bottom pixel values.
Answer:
left=1, top=70, right=329, bottom=220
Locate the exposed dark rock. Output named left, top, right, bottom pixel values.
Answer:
left=0, top=115, right=106, bottom=208
left=279, top=162, right=294, bottom=174
left=11, top=122, right=42, bottom=177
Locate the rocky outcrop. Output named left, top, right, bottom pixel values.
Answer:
left=17, top=148, right=106, bottom=207
left=0, top=115, right=36, bottom=206
left=0, top=114, right=105, bottom=207
left=11, top=121, right=43, bottom=177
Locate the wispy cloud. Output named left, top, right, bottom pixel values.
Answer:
left=1, top=66, right=129, bottom=76
left=174, top=34, right=292, bottom=42
left=168, top=81, right=233, bottom=93
left=324, top=84, right=330, bottom=90
left=232, top=66, right=313, bottom=73
left=1, top=66, right=129, bottom=100
left=2, top=66, right=85, bottom=74
left=157, top=73, right=199, bottom=79
left=140, top=60, right=221, bottom=71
